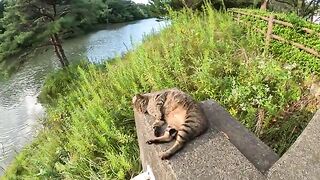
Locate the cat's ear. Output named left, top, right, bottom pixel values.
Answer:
left=136, top=94, right=146, bottom=100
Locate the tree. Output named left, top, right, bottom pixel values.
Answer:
left=0, top=0, right=5, bottom=33
left=105, top=0, right=147, bottom=23
left=270, top=0, right=320, bottom=18
left=217, top=0, right=256, bottom=9
left=0, top=1, right=4, bottom=17
left=0, top=0, right=154, bottom=67
left=99, top=0, right=150, bottom=23
left=0, top=0, right=103, bottom=67
left=149, top=0, right=257, bottom=14
left=149, top=0, right=170, bottom=15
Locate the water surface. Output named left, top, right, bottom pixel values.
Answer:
left=0, top=18, right=167, bottom=174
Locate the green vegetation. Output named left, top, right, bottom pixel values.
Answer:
left=4, top=63, right=141, bottom=179
left=0, top=0, right=154, bottom=78
left=0, top=0, right=105, bottom=67
left=0, top=1, right=4, bottom=33
left=264, top=0, right=320, bottom=18
left=101, top=0, right=154, bottom=23
left=234, top=8, right=320, bottom=75
left=3, top=3, right=319, bottom=179
left=149, top=0, right=259, bottom=14
left=152, top=0, right=320, bottom=20
left=231, top=8, right=320, bottom=153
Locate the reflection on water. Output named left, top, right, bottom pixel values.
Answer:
left=0, top=18, right=168, bottom=174
left=86, top=19, right=163, bottom=62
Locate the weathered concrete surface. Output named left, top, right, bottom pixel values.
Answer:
left=201, top=100, right=279, bottom=173
left=134, top=100, right=265, bottom=180
left=135, top=111, right=176, bottom=180
left=267, top=109, right=320, bottom=180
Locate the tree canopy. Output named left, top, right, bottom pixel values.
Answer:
left=0, top=0, right=106, bottom=66
left=150, top=0, right=320, bottom=19
left=0, top=0, right=154, bottom=68
left=0, top=0, right=5, bottom=33
left=149, top=0, right=259, bottom=13
left=99, top=0, right=152, bottom=23
left=0, top=1, right=4, bottom=17
left=267, top=0, right=320, bottom=18
left=1, top=0, right=318, bottom=70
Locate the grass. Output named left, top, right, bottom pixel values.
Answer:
left=3, top=4, right=319, bottom=179
left=232, top=8, right=320, bottom=75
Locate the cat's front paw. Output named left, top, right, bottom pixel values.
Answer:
left=160, top=152, right=171, bottom=160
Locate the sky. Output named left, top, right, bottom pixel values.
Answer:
left=132, top=0, right=149, bottom=4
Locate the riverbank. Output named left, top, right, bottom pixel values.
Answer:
left=0, top=18, right=165, bottom=177
left=0, top=17, right=162, bottom=80
left=0, top=0, right=157, bottom=78
left=3, top=5, right=319, bottom=179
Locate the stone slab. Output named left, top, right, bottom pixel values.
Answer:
left=134, top=100, right=265, bottom=180
left=201, top=100, right=279, bottom=173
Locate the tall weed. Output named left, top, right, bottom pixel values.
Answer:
left=4, top=4, right=318, bottom=179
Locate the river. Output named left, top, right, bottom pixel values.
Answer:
left=0, top=18, right=167, bottom=174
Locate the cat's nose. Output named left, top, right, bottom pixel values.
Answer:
left=153, top=127, right=162, bottom=137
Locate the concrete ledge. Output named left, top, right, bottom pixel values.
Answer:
left=201, top=100, right=279, bottom=173
left=134, top=100, right=265, bottom=180
left=267, top=109, right=320, bottom=180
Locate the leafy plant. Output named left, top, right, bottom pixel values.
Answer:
left=4, top=5, right=318, bottom=179
left=232, top=8, right=320, bottom=75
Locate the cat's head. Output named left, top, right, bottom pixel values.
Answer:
left=132, top=94, right=149, bottom=113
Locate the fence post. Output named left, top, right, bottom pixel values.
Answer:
left=265, top=15, right=275, bottom=49
left=237, top=13, right=241, bottom=24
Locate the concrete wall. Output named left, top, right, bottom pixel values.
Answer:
left=134, top=100, right=320, bottom=180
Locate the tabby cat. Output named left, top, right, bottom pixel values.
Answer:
left=132, top=88, right=208, bottom=160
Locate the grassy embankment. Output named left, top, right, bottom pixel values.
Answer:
left=3, top=5, right=319, bottom=179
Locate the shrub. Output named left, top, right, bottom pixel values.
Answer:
left=231, top=8, right=320, bottom=75
left=4, top=5, right=318, bottom=179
